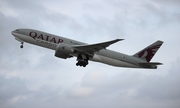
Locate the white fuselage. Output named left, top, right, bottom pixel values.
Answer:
left=12, top=29, right=148, bottom=68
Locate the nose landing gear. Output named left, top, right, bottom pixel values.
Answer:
left=20, top=42, right=24, bottom=48
left=76, top=53, right=89, bottom=67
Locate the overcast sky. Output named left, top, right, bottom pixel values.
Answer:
left=0, top=0, right=180, bottom=108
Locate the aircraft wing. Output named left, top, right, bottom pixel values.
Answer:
left=73, top=39, right=123, bottom=54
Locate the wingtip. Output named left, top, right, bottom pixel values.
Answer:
left=159, top=63, right=163, bottom=65
left=158, top=40, right=164, bottom=43
left=117, top=39, right=124, bottom=41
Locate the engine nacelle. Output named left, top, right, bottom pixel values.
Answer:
left=55, top=43, right=74, bottom=59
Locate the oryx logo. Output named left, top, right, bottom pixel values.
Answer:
left=138, top=44, right=162, bottom=62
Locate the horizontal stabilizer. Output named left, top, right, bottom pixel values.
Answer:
left=138, top=62, right=163, bottom=66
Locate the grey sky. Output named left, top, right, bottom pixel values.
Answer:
left=0, top=0, right=180, bottom=108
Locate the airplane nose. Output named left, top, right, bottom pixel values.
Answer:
left=11, top=31, right=14, bottom=35
left=11, top=31, right=16, bottom=36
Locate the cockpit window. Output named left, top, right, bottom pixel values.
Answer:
left=16, top=29, right=19, bottom=31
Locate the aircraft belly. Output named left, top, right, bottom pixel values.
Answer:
left=96, top=55, right=139, bottom=68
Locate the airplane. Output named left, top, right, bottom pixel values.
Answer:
left=11, top=28, right=163, bottom=69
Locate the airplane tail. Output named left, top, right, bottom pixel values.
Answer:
left=133, top=40, right=163, bottom=62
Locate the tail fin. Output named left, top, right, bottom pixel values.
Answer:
left=133, top=40, right=163, bottom=62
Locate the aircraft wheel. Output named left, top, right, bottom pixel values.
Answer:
left=83, top=61, right=87, bottom=67
left=83, top=64, right=86, bottom=67
left=76, top=60, right=88, bottom=67
left=20, top=45, right=23, bottom=48
left=76, top=63, right=79, bottom=66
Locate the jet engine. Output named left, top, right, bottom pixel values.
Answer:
left=55, top=43, right=74, bottom=59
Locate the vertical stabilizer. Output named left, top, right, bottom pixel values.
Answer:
left=133, top=40, right=163, bottom=62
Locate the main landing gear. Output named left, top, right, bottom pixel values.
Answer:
left=20, top=42, right=24, bottom=48
left=76, top=53, right=89, bottom=67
